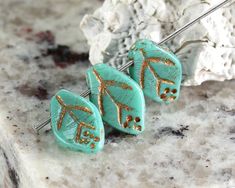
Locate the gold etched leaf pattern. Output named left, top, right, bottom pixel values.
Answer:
left=56, top=95, right=96, bottom=143
left=92, top=69, right=133, bottom=125
left=139, top=49, right=177, bottom=101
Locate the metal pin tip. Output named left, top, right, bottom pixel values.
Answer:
left=33, top=118, right=51, bottom=134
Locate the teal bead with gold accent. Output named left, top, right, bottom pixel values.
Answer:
left=86, top=64, right=145, bottom=135
left=50, top=89, right=104, bottom=153
left=128, top=39, right=182, bottom=104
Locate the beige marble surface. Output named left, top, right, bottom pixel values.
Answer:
left=0, top=0, right=235, bottom=188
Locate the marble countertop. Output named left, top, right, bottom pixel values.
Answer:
left=0, top=0, right=235, bottom=187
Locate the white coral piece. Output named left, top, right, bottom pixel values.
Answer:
left=80, top=0, right=235, bottom=86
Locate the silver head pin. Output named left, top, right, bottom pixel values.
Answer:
left=33, top=0, right=232, bottom=133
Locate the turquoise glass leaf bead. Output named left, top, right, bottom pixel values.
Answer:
left=128, top=39, right=182, bottom=104
left=50, top=89, right=104, bottom=153
left=86, top=64, right=145, bottom=135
